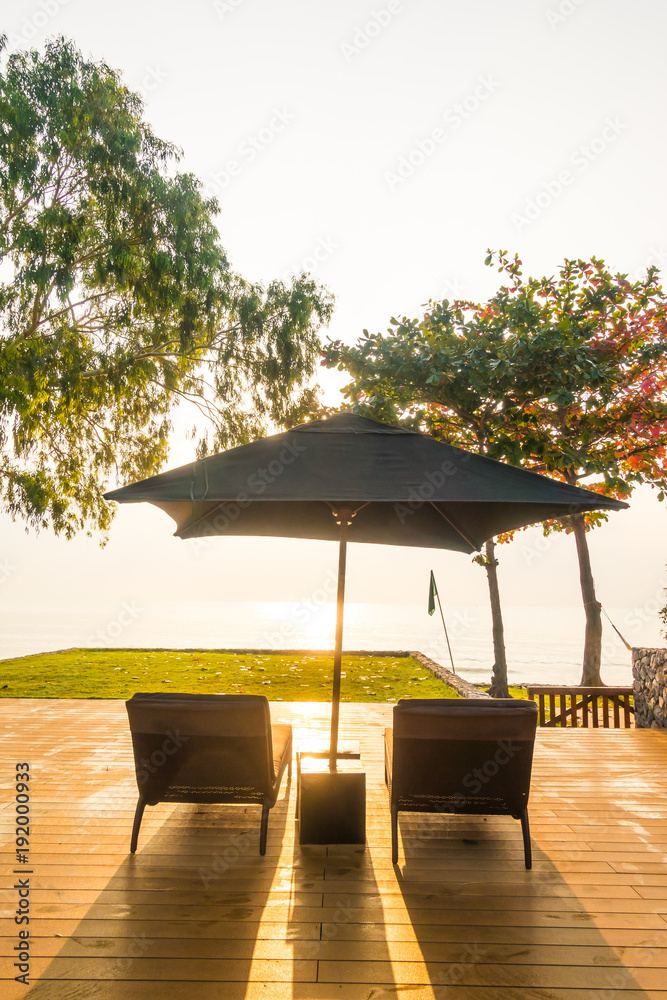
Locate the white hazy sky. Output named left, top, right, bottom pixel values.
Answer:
left=1, top=0, right=666, bottom=644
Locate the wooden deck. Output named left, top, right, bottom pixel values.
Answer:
left=1, top=698, right=667, bottom=999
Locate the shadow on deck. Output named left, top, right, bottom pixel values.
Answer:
left=0, top=699, right=665, bottom=999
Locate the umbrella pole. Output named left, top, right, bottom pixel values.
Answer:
left=329, top=510, right=351, bottom=772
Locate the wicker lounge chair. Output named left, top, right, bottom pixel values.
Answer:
left=385, top=698, right=538, bottom=868
left=126, top=692, right=292, bottom=855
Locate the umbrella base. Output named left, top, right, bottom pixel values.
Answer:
left=297, top=763, right=366, bottom=845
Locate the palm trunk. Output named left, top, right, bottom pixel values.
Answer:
left=571, top=512, right=604, bottom=686
left=484, top=537, right=510, bottom=698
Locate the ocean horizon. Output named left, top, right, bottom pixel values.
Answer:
left=2, top=599, right=662, bottom=688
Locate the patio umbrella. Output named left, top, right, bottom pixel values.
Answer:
left=104, top=412, right=628, bottom=767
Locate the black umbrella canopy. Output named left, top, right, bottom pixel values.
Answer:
left=105, top=412, right=628, bottom=553
left=105, top=412, right=628, bottom=773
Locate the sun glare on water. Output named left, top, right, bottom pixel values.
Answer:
left=257, top=601, right=362, bottom=649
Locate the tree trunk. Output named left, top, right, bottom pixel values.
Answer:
left=484, top=538, right=510, bottom=698
left=571, top=512, right=604, bottom=686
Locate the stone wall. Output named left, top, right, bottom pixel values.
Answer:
left=410, top=650, right=491, bottom=699
left=632, top=647, right=667, bottom=729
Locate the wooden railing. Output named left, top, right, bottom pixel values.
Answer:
left=527, top=686, right=635, bottom=728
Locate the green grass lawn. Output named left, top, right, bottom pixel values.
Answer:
left=477, top=685, right=528, bottom=700
left=0, top=648, right=461, bottom=701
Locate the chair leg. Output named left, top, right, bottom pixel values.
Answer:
left=295, top=752, right=301, bottom=820
left=520, top=808, right=532, bottom=870
left=259, top=799, right=271, bottom=856
left=391, top=804, right=399, bottom=865
left=130, top=797, right=146, bottom=854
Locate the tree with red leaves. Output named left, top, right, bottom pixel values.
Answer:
left=484, top=251, right=667, bottom=684
left=323, top=252, right=667, bottom=689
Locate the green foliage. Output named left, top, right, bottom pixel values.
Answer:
left=0, top=648, right=458, bottom=701
left=323, top=250, right=667, bottom=536
left=0, top=36, right=333, bottom=537
left=477, top=252, right=667, bottom=521
left=322, top=251, right=667, bottom=684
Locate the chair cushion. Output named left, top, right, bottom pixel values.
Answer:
left=394, top=698, right=537, bottom=741
left=126, top=692, right=272, bottom=737
left=271, top=724, right=292, bottom=779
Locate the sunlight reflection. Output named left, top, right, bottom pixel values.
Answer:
left=257, top=600, right=363, bottom=650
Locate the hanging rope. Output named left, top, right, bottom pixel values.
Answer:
left=586, top=600, right=633, bottom=651
left=600, top=605, right=633, bottom=652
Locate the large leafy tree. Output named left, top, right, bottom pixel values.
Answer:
left=482, top=252, right=667, bottom=684
left=323, top=253, right=667, bottom=689
left=0, top=36, right=332, bottom=537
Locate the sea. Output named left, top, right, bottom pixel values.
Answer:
left=1, top=599, right=661, bottom=687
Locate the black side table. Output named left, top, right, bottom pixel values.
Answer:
left=296, top=740, right=365, bottom=845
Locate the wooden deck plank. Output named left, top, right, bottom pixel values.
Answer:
left=3, top=878, right=659, bottom=901
left=12, top=868, right=667, bottom=890
left=2, top=904, right=664, bottom=929
left=317, top=960, right=667, bottom=988
left=3, top=919, right=667, bottom=946
left=1, top=697, right=666, bottom=997
left=0, top=956, right=319, bottom=981
left=2, top=984, right=667, bottom=1000
left=2, top=938, right=665, bottom=965
left=4, top=898, right=667, bottom=921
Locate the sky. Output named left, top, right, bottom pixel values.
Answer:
left=1, top=0, right=667, bottom=650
